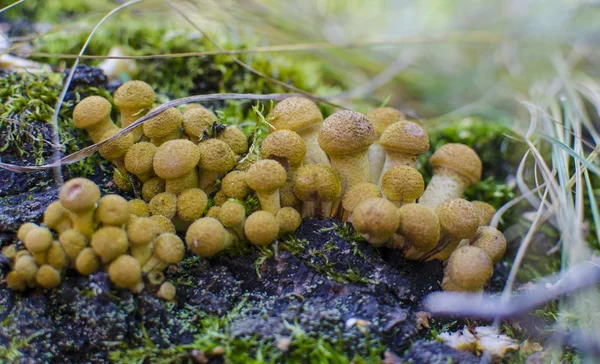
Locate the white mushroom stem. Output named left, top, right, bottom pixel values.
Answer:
left=418, top=168, right=470, bottom=209
left=301, top=200, right=333, bottom=219
left=368, top=141, right=386, bottom=184
left=299, top=125, right=330, bottom=166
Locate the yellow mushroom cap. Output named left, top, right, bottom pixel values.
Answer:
left=154, top=139, right=200, bottom=179
left=46, top=240, right=68, bottom=270
left=90, top=226, right=129, bottom=263
left=470, top=226, right=506, bottom=264
left=124, top=142, right=157, bottom=176
left=280, top=180, right=301, bottom=208
left=154, top=233, right=185, bottom=264
left=379, top=121, right=429, bottom=155
left=381, top=166, right=424, bottom=203
left=245, top=211, right=279, bottom=246
left=59, top=229, right=88, bottom=260
left=429, top=143, right=482, bottom=185
left=127, top=217, right=159, bottom=245
left=98, top=128, right=134, bottom=161
left=24, top=226, right=53, bottom=253
left=177, top=188, right=208, bottom=221
left=471, top=201, right=496, bottom=226
left=447, top=245, right=493, bottom=290
left=59, top=178, right=100, bottom=212
left=270, top=97, right=323, bottom=131
left=261, top=130, right=307, bottom=166
left=276, top=207, right=302, bottom=234
left=351, top=198, right=400, bottom=245
left=245, top=159, right=287, bottom=193
left=75, top=247, right=101, bottom=275
left=318, top=110, right=376, bottom=156
left=341, top=183, right=382, bottom=214
left=149, top=192, right=178, bottom=220
left=36, top=265, right=61, bottom=289
left=217, top=126, right=248, bottom=155
left=113, top=80, right=156, bottom=110
left=128, top=199, right=150, bottom=217
left=293, top=164, right=341, bottom=202
left=366, top=107, right=405, bottom=137
left=205, top=206, right=221, bottom=219
left=397, top=204, right=440, bottom=252
left=149, top=215, right=176, bottom=234
left=72, top=96, right=112, bottom=130
left=17, top=222, right=38, bottom=242
left=198, top=139, right=236, bottom=173
left=157, top=281, right=176, bottom=301
left=96, top=194, right=131, bottom=226
left=182, top=106, right=217, bottom=139
left=7, top=271, right=26, bottom=291
left=221, top=171, right=251, bottom=200
left=43, top=201, right=72, bottom=231
left=212, top=190, right=228, bottom=207
left=436, top=198, right=479, bottom=239
left=142, top=177, right=166, bottom=202
left=108, top=254, right=142, bottom=289
left=143, top=107, right=183, bottom=139
left=219, top=201, right=246, bottom=226
left=14, top=255, right=38, bottom=282
left=186, top=217, right=231, bottom=257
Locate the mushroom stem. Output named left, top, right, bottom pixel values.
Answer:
left=418, top=168, right=470, bottom=208
left=256, top=190, right=281, bottom=215
left=330, top=151, right=372, bottom=191
left=368, top=142, right=386, bottom=183
left=301, top=200, right=330, bottom=219
left=198, top=170, right=220, bottom=192
left=71, top=209, right=96, bottom=240
left=299, top=125, right=330, bottom=166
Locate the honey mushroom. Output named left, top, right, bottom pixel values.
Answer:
left=113, top=80, right=156, bottom=141
left=366, top=107, right=405, bottom=183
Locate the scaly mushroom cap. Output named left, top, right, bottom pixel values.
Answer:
left=185, top=217, right=230, bottom=257
left=59, top=229, right=88, bottom=260
left=245, top=211, right=279, bottom=246
left=154, top=233, right=185, bottom=264
left=97, top=129, right=134, bottom=161
left=429, top=143, right=482, bottom=185
left=213, top=191, right=228, bottom=206
left=205, top=206, right=221, bottom=219
left=397, top=204, right=440, bottom=252
left=149, top=192, right=178, bottom=220
left=90, top=226, right=129, bottom=263
left=182, top=106, right=217, bottom=139
left=219, top=201, right=246, bottom=229
left=447, top=246, right=493, bottom=290
left=177, top=188, right=208, bottom=221
left=96, top=194, right=131, bottom=226
left=351, top=198, right=400, bottom=245
left=150, top=215, right=176, bottom=234
left=113, top=80, right=155, bottom=110
left=143, top=107, right=183, bottom=139
left=153, top=139, right=200, bottom=179
left=142, top=177, right=165, bottom=202
left=127, top=217, right=159, bottom=245
left=24, top=226, right=53, bottom=253
left=245, top=159, right=287, bottom=193
left=379, top=121, right=429, bottom=155
left=46, top=240, right=68, bottom=270
left=43, top=201, right=72, bottom=232
left=217, top=126, right=248, bottom=155
left=36, top=265, right=61, bottom=289
left=261, top=130, right=307, bottom=167
left=72, top=96, right=112, bottom=130
left=17, top=223, right=38, bottom=242
left=318, top=110, right=376, bottom=156
left=128, top=199, right=150, bottom=217
left=280, top=180, right=301, bottom=208
left=276, top=207, right=302, bottom=234
left=75, top=247, right=101, bottom=275
left=108, top=254, right=142, bottom=289
left=270, top=97, right=323, bottom=131
left=436, top=198, right=479, bottom=239
left=366, top=107, right=405, bottom=138
left=470, top=226, right=506, bottom=264
left=341, top=183, right=382, bottom=214
left=471, top=201, right=496, bottom=226
left=198, top=139, right=236, bottom=172
left=221, top=171, right=251, bottom=200
left=293, top=164, right=341, bottom=202
left=381, top=166, right=425, bottom=204
left=124, top=142, right=157, bottom=176
left=59, top=178, right=100, bottom=212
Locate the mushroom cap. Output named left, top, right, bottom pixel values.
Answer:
left=59, top=178, right=100, bottom=212
left=157, top=282, right=176, bottom=300
left=17, top=222, right=38, bottom=242
left=261, top=130, right=306, bottom=166
left=198, top=139, right=236, bottom=173
left=43, top=201, right=72, bottom=230
left=341, top=183, right=382, bottom=214
left=75, top=247, right=101, bottom=275
left=221, top=171, right=251, bottom=200
left=212, top=190, right=228, bottom=207
left=351, top=198, right=400, bottom=245
left=72, top=96, right=112, bottom=130
left=447, top=246, right=493, bottom=290
left=143, top=107, right=183, bottom=138
left=280, top=180, right=301, bottom=208
left=318, top=110, right=376, bottom=155
left=59, top=229, right=88, bottom=260
left=128, top=199, right=150, bottom=217
left=142, top=177, right=165, bottom=202
left=293, top=164, right=341, bottom=202
left=24, top=226, right=53, bottom=253
left=470, top=226, right=506, bottom=264
left=471, top=201, right=496, bottom=226
left=397, top=204, right=440, bottom=252
left=113, top=80, right=155, bottom=110
left=108, top=254, right=142, bottom=289
left=177, top=188, right=208, bottom=221
left=113, top=168, right=133, bottom=191
left=154, top=139, right=200, bottom=179
left=149, top=215, right=176, bottom=234
left=6, top=271, right=26, bottom=291
left=381, top=166, right=424, bottom=203
left=429, top=143, right=482, bottom=185
left=245, top=211, right=279, bottom=246
left=97, top=129, right=134, bottom=161
left=217, top=126, right=248, bottom=155
left=127, top=217, right=159, bottom=245
left=124, top=142, right=157, bottom=176
left=154, top=233, right=185, bottom=264
left=186, top=217, right=230, bottom=257
left=436, top=198, right=479, bottom=239
left=245, top=159, right=287, bottom=193
left=270, top=97, right=323, bottom=131
left=46, top=240, right=68, bottom=270
left=14, top=255, right=38, bottom=282
left=379, top=121, right=429, bottom=155
left=96, top=194, right=131, bottom=226
left=205, top=206, right=221, bottom=219
left=366, top=107, right=405, bottom=137
left=90, top=226, right=129, bottom=263
left=182, top=106, right=217, bottom=139
left=149, top=192, right=178, bottom=220
left=36, top=265, right=61, bottom=289
left=219, top=201, right=246, bottom=228
left=276, top=207, right=302, bottom=234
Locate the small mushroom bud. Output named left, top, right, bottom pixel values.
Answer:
left=276, top=207, right=302, bottom=235
left=197, top=139, right=236, bottom=192
left=186, top=217, right=237, bottom=257
left=157, top=281, right=176, bottom=301
left=244, top=211, right=279, bottom=246
left=127, top=217, right=159, bottom=265
left=366, top=107, right=405, bottom=182
left=221, top=171, right=251, bottom=200
left=391, top=204, right=440, bottom=259
left=351, top=198, right=399, bottom=246
left=128, top=199, right=150, bottom=218
left=2, top=244, right=17, bottom=260
left=205, top=206, right=221, bottom=219
left=142, top=177, right=166, bottom=202
left=149, top=192, right=178, bottom=220
left=43, top=201, right=72, bottom=234
left=279, top=180, right=301, bottom=211
left=245, top=159, right=287, bottom=214
left=124, top=142, right=157, bottom=182
left=381, top=166, right=424, bottom=207
left=113, top=80, right=156, bottom=141
left=46, top=240, right=68, bottom=270
left=108, top=254, right=142, bottom=289
left=149, top=215, right=176, bottom=234
left=153, top=139, right=200, bottom=195
left=212, top=191, right=228, bottom=207
left=90, top=226, right=129, bottom=263
left=217, top=126, right=248, bottom=156
left=72, top=96, right=119, bottom=142
left=143, top=107, right=183, bottom=146
left=378, top=120, right=429, bottom=182
left=6, top=271, right=26, bottom=291
left=17, top=222, right=38, bottom=242
left=177, top=188, right=208, bottom=222
left=24, top=226, right=53, bottom=265
left=147, top=270, right=165, bottom=285
left=469, top=226, right=506, bottom=264
left=36, top=265, right=61, bottom=289
left=143, top=233, right=185, bottom=272
left=96, top=194, right=131, bottom=227
left=293, top=164, right=341, bottom=218
left=97, top=128, right=134, bottom=165
left=59, top=178, right=101, bottom=239
left=75, top=247, right=101, bottom=275
left=341, top=183, right=382, bottom=221
left=182, top=106, right=217, bottom=143
left=14, top=255, right=38, bottom=283
left=59, top=229, right=88, bottom=262
left=418, top=144, right=482, bottom=209
left=261, top=129, right=306, bottom=174
left=219, top=200, right=247, bottom=239
left=443, top=246, right=493, bottom=292
left=471, top=201, right=496, bottom=226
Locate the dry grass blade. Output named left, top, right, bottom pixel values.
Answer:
left=0, top=0, right=24, bottom=14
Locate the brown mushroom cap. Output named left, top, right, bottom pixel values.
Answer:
left=245, top=159, right=287, bottom=193
left=149, top=192, right=178, bottom=220
left=429, top=143, right=482, bottom=185
left=318, top=110, right=376, bottom=155
left=381, top=166, right=425, bottom=204
left=124, top=142, right=157, bottom=176
left=198, top=139, right=236, bottom=173
left=471, top=201, right=496, bottom=226
left=113, top=80, right=155, bottom=110
left=261, top=130, right=307, bottom=167
left=72, top=96, right=112, bottom=130
left=276, top=207, right=302, bottom=234
left=270, top=97, right=323, bottom=131
left=59, top=178, right=100, bottom=212
left=143, top=107, right=183, bottom=139
left=24, top=226, right=53, bottom=253
left=221, top=171, right=251, bottom=200
left=90, top=226, right=129, bottom=263
left=244, top=211, right=279, bottom=246
left=217, top=126, right=248, bottom=155
left=397, top=204, right=440, bottom=252
left=154, top=233, right=185, bottom=264
left=379, top=121, right=429, bottom=155
left=293, top=164, right=341, bottom=202
left=96, top=194, right=131, bottom=226
left=127, top=217, right=159, bottom=245
left=351, top=198, right=400, bottom=245
left=366, top=107, right=405, bottom=137
left=436, top=198, right=479, bottom=239
left=182, top=106, right=217, bottom=139
left=153, top=139, right=200, bottom=179
left=177, top=188, right=208, bottom=221
left=447, top=245, right=493, bottom=290
left=341, top=183, right=382, bottom=214
left=186, top=217, right=231, bottom=257
left=470, top=226, right=506, bottom=264
left=108, top=254, right=142, bottom=289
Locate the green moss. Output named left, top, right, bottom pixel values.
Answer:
left=2, top=0, right=114, bottom=23
left=0, top=331, right=44, bottom=363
